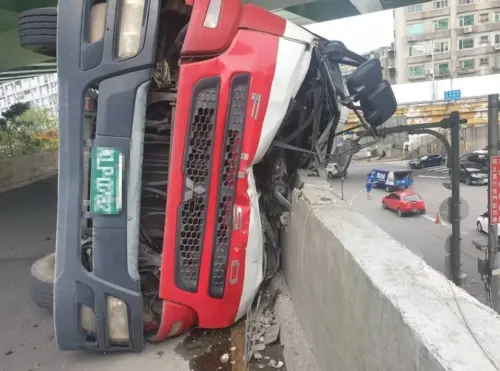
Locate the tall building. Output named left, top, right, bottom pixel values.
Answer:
left=0, top=73, right=58, bottom=116
left=394, top=0, right=500, bottom=84
left=340, top=44, right=397, bottom=84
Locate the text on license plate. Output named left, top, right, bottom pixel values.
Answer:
left=90, top=147, right=123, bottom=215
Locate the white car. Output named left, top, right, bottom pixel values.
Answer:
left=476, top=211, right=500, bottom=235
left=326, top=163, right=347, bottom=179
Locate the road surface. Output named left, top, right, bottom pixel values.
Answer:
left=330, top=160, right=491, bottom=304
left=0, top=176, right=285, bottom=371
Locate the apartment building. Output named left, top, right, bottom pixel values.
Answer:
left=0, top=73, right=58, bottom=116
left=340, top=44, right=397, bottom=84
left=394, top=0, right=500, bottom=84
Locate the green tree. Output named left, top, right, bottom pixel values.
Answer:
left=0, top=103, right=57, bottom=157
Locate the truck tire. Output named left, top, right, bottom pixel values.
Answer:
left=18, top=7, right=57, bottom=58
left=30, top=252, right=55, bottom=311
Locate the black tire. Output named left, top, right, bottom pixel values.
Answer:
left=397, top=208, right=403, bottom=217
left=30, top=253, right=55, bottom=311
left=477, top=221, right=483, bottom=233
left=382, top=202, right=387, bottom=209
left=327, top=172, right=334, bottom=179
left=465, top=176, right=472, bottom=186
left=385, top=186, right=391, bottom=192
left=18, top=8, right=57, bottom=57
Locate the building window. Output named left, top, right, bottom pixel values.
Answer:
left=408, top=65, right=425, bottom=78
left=433, top=40, right=449, bottom=53
left=495, top=34, right=500, bottom=44
left=432, top=18, right=449, bottom=31
left=479, top=57, right=489, bottom=66
left=435, top=62, right=450, bottom=75
left=459, top=59, right=475, bottom=70
left=433, top=0, right=448, bottom=9
left=479, top=35, right=490, bottom=44
left=459, top=14, right=475, bottom=27
left=458, top=0, right=474, bottom=4
left=408, top=43, right=426, bottom=57
left=458, top=37, right=475, bottom=49
left=496, top=12, right=500, bottom=22
left=495, top=55, right=500, bottom=68
left=407, top=4, right=423, bottom=13
left=407, top=22, right=424, bottom=35
left=479, top=13, right=489, bottom=22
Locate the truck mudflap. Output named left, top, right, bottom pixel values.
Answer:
left=54, top=0, right=160, bottom=352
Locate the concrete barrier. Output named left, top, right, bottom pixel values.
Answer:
left=0, top=150, right=58, bottom=194
left=281, top=174, right=500, bottom=371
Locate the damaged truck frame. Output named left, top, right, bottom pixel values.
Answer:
left=21, top=0, right=397, bottom=352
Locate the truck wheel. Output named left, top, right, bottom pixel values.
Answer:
left=18, top=7, right=57, bottom=58
left=30, top=253, right=55, bottom=311
left=385, top=186, right=391, bottom=192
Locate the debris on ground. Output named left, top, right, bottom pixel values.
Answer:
left=220, top=353, right=230, bottom=363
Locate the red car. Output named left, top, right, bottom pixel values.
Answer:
left=382, top=190, right=426, bottom=217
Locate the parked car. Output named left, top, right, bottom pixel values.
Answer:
left=459, top=152, right=488, bottom=167
left=459, top=161, right=489, bottom=185
left=476, top=211, right=500, bottom=235
left=326, top=162, right=347, bottom=178
left=368, top=169, right=414, bottom=192
left=408, top=154, right=445, bottom=169
left=382, top=190, right=426, bottom=217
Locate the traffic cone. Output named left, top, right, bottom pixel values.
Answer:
left=435, top=212, right=441, bottom=224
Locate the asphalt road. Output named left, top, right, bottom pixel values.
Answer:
left=0, top=176, right=285, bottom=371
left=329, top=160, right=491, bottom=304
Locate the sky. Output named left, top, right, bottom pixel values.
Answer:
left=304, top=9, right=395, bottom=55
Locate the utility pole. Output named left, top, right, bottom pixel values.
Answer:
left=449, top=111, right=462, bottom=286
left=487, top=94, right=500, bottom=311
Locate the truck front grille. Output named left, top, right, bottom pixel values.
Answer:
left=175, top=78, right=219, bottom=292
left=209, top=74, right=249, bottom=298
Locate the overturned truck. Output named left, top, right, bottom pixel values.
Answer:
left=22, top=0, right=396, bottom=352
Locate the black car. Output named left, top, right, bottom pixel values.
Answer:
left=459, top=152, right=488, bottom=167
left=459, top=161, right=489, bottom=185
left=408, top=154, right=445, bottom=169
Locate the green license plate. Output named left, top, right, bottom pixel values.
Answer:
left=90, top=147, right=123, bottom=215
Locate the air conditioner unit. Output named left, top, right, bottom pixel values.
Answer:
left=426, top=68, right=434, bottom=75
left=495, top=43, right=500, bottom=50
left=427, top=50, right=433, bottom=56
left=407, top=36, right=416, bottom=42
left=463, top=26, right=473, bottom=33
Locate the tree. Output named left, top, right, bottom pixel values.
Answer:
left=0, top=103, right=57, bottom=157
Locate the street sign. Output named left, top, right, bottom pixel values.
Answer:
left=444, top=90, right=461, bottom=101
left=490, top=155, right=500, bottom=224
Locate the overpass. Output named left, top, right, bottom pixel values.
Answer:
left=0, top=0, right=422, bottom=80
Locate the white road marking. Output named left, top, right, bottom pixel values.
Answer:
left=421, top=214, right=467, bottom=235
left=348, top=189, right=363, bottom=206
left=417, top=175, right=448, bottom=179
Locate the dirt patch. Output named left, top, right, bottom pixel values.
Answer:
left=175, top=320, right=286, bottom=371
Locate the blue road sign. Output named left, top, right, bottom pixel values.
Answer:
left=444, top=89, right=461, bottom=101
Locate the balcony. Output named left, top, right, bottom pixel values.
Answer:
left=406, top=7, right=449, bottom=21
left=407, top=54, right=433, bottom=64
left=433, top=51, right=451, bottom=61
left=457, top=67, right=477, bottom=75
left=457, top=44, right=494, bottom=57
left=456, top=23, right=500, bottom=36
left=457, top=1, right=500, bottom=14
left=406, top=30, right=451, bottom=42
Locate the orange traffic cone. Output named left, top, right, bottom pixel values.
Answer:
left=435, top=212, right=441, bottom=224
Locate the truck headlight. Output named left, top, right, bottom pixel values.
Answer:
left=117, top=0, right=146, bottom=58
left=80, top=297, right=130, bottom=345
left=107, top=296, right=130, bottom=344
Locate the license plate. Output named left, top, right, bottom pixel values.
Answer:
left=90, top=147, right=123, bottom=215
left=412, top=208, right=418, bottom=212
